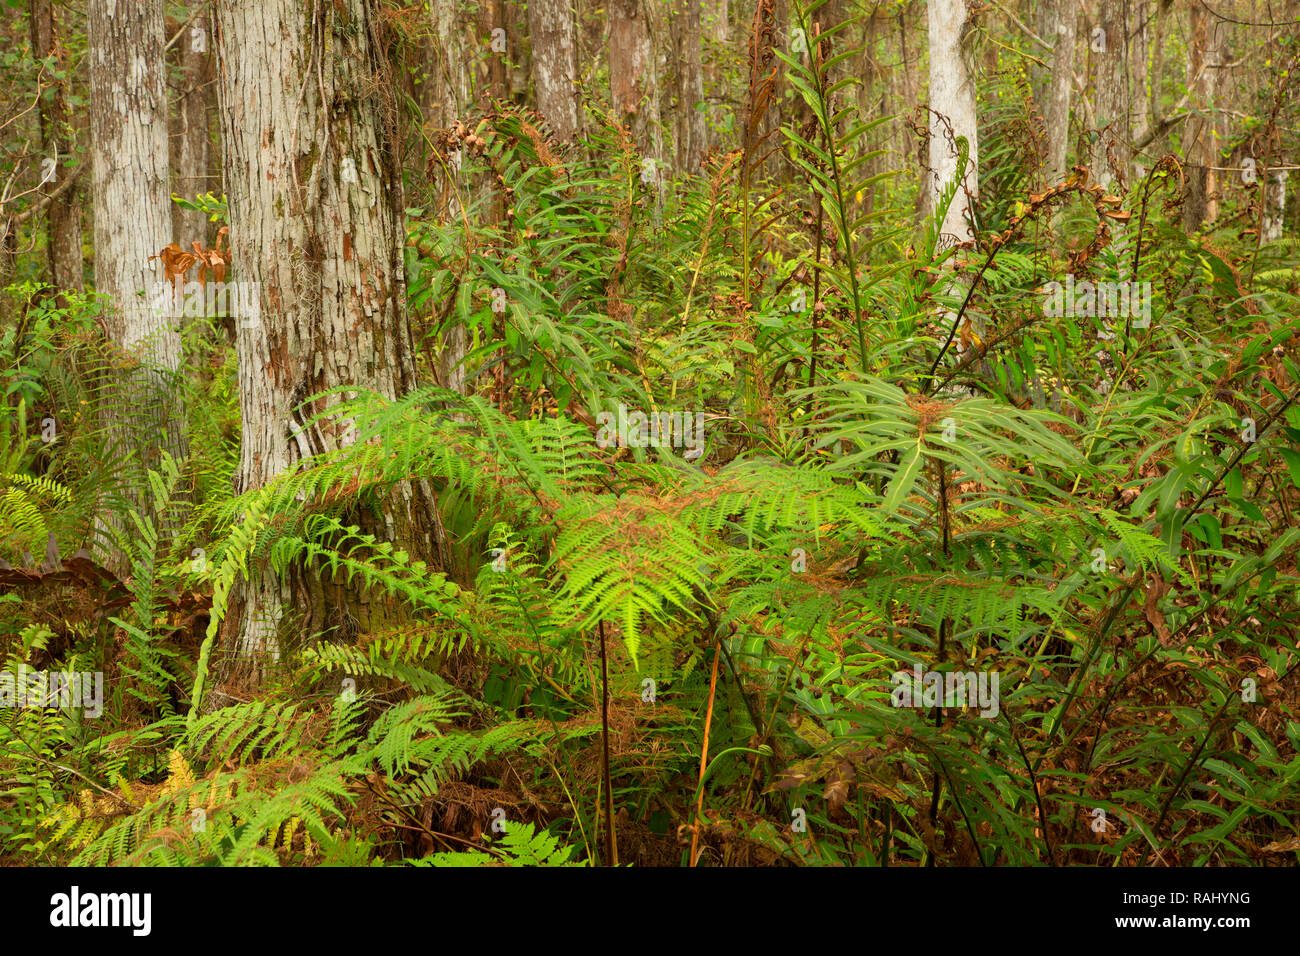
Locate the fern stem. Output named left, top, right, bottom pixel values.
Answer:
left=688, top=636, right=722, bottom=867
left=796, top=8, right=870, bottom=373
left=598, top=622, right=618, bottom=866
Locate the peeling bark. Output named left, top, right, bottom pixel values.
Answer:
left=528, top=0, right=581, bottom=140
left=1183, top=2, right=1226, bottom=230
left=171, top=3, right=215, bottom=251
left=1043, top=0, right=1077, bottom=183
left=88, top=0, right=187, bottom=576
left=673, top=0, right=706, bottom=172
left=215, top=0, right=439, bottom=670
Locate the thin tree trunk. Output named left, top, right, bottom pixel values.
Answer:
left=30, top=0, right=83, bottom=293
left=429, top=2, right=471, bottom=130
left=763, top=0, right=790, bottom=182
left=673, top=0, right=706, bottom=172
left=858, top=7, right=881, bottom=222
left=431, top=0, right=482, bottom=396
left=927, top=0, right=978, bottom=243
left=1183, top=2, right=1225, bottom=230
left=927, top=0, right=980, bottom=386
left=528, top=0, right=581, bottom=140
left=89, top=0, right=186, bottom=576
left=704, top=0, right=729, bottom=152
left=1089, top=0, right=1134, bottom=191
left=901, top=5, right=925, bottom=217
left=1262, top=169, right=1288, bottom=243
left=1127, top=0, right=1150, bottom=163
left=215, top=0, right=439, bottom=671
left=171, top=4, right=214, bottom=250
left=1043, top=0, right=1077, bottom=183
left=482, top=0, right=512, bottom=102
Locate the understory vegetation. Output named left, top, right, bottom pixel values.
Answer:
left=2, top=0, right=1299, bottom=867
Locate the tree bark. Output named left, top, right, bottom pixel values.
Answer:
left=703, top=0, right=729, bottom=153
left=215, top=0, right=439, bottom=668
left=1262, top=169, right=1288, bottom=244
left=90, top=0, right=176, bottom=354
left=429, top=0, right=480, bottom=135
left=1088, top=0, right=1142, bottom=191
left=528, top=0, right=581, bottom=140
left=88, top=0, right=186, bottom=576
left=481, top=0, right=512, bottom=102
left=1127, top=0, right=1150, bottom=168
left=29, top=0, right=83, bottom=293
left=859, top=5, right=884, bottom=222
left=672, top=0, right=706, bottom=172
left=611, top=0, right=666, bottom=188
left=900, top=6, right=925, bottom=216
left=171, top=3, right=215, bottom=250
left=611, top=0, right=653, bottom=141
left=1042, top=0, right=1077, bottom=183
left=430, top=0, right=484, bottom=396
left=1182, top=2, right=1225, bottom=230
left=927, top=0, right=981, bottom=386
left=926, top=0, right=978, bottom=243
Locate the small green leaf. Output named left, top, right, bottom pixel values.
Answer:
left=1278, top=448, right=1300, bottom=489
left=882, top=440, right=924, bottom=514
left=1194, top=513, right=1222, bottom=550
left=1225, top=467, right=1243, bottom=499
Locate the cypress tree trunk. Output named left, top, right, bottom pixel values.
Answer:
left=1044, top=0, right=1077, bottom=183
left=926, top=0, right=978, bottom=243
left=215, top=0, right=439, bottom=673
left=30, top=0, right=83, bottom=293
left=88, top=0, right=186, bottom=576
left=674, top=0, right=707, bottom=172
left=1183, top=3, right=1225, bottom=230
left=171, top=2, right=215, bottom=251
left=1089, top=0, right=1137, bottom=191
left=528, top=0, right=581, bottom=140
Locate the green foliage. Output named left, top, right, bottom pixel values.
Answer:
left=3, top=0, right=1300, bottom=870
left=411, top=821, right=581, bottom=867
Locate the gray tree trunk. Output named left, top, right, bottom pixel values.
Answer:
left=927, top=0, right=978, bottom=243
left=88, top=0, right=186, bottom=576
left=215, top=0, right=439, bottom=668
left=672, top=0, right=707, bottom=173
left=1088, top=0, right=1143, bottom=192
left=1183, top=2, right=1225, bottom=230
left=927, top=0, right=981, bottom=385
left=30, top=0, right=83, bottom=293
left=1043, top=0, right=1077, bottom=183
left=90, top=0, right=176, bottom=354
left=171, top=3, right=215, bottom=250
left=1262, top=169, right=1288, bottom=243
left=528, top=0, right=581, bottom=140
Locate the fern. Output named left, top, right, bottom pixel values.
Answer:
left=409, top=820, right=582, bottom=867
